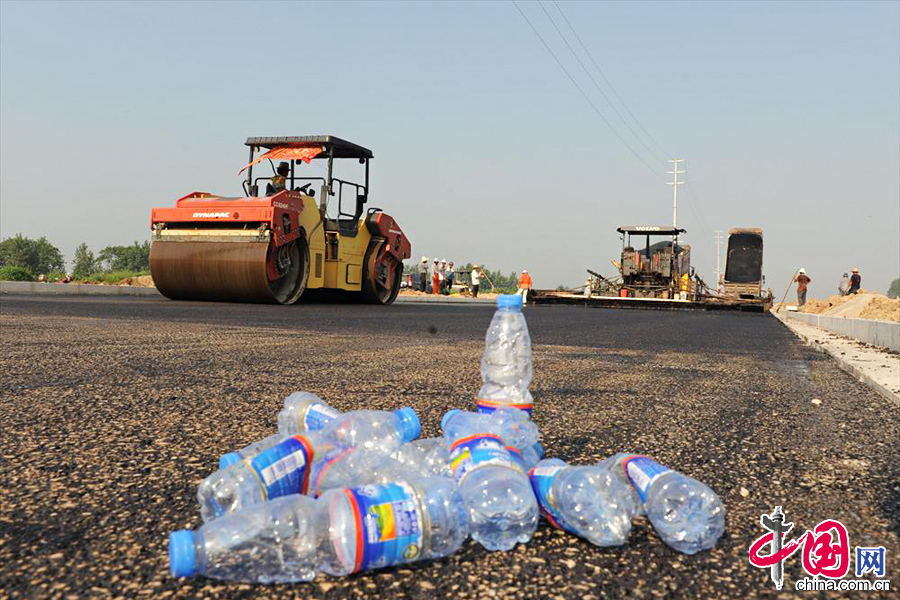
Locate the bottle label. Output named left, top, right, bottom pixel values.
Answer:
left=309, top=446, right=354, bottom=498
left=623, top=455, right=672, bottom=503
left=344, top=481, right=424, bottom=573
left=303, top=402, right=340, bottom=431
left=528, top=465, right=576, bottom=534
left=475, top=399, right=533, bottom=416
left=449, top=434, right=523, bottom=485
left=248, top=435, right=314, bottom=500
left=506, top=446, right=526, bottom=471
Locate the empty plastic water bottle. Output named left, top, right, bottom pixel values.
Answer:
left=317, top=476, right=468, bottom=576
left=623, top=455, right=726, bottom=554
left=277, top=391, right=341, bottom=436
left=441, top=409, right=542, bottom=468
left=442, top=414, right=538, bottom=551
left=529, top=458, right=633, bottom=547
left=596, top=452, right=643, bottom=517
left=218, top=392, right=340, bottom=470
left=476, top=294, right=534, bottom=415
left=198, top=408, right=421, bottom=521
left=169, top=494, right=318, bottom=583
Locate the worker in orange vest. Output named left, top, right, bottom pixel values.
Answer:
left=432, top=259, right=441, bottom=294
left=517, top=269, right=533, bottom=305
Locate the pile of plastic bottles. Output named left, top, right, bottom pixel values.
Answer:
left=169, top=294, right=726, bottom=583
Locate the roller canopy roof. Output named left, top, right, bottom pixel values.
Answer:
left=617, top=226, right=686, bottom=235
left=244, top=136, right=374, bottom=159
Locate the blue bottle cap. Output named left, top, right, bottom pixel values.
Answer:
left=394, top=407, right=421, bottom=442
left=168, top=530, right=196, bottom=578
left=532, top=440, right=545, bottom=459
left=496, top=294, right=522, bottom=309
left=440, top=409, right=462, bottom=431
left=218, top=452, right=242, bottom=470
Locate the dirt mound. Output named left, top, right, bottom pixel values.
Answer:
left=798, top=292, right=899, bottom=322
left=117, top=275, right=155, bottom=287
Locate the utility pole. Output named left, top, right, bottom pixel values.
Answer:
left=715, top=230, right=723, bottom=293
left=666, top=159, right=685, bottom=229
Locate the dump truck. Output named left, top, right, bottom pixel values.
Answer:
left=149, top=136, right=411, bottom=305
left=723, top=228, right=765, bottom=300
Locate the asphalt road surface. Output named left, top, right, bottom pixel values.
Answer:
left=1, top=295, right=897, bottom=599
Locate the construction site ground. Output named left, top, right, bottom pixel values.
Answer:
left=1, top=295, right=898, bottom=599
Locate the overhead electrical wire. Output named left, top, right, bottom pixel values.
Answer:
left=511, top=0, right=666, bottom=181
left=552, top=0, right=671, bottom=160
left=537, top=1, right=666, bottom=165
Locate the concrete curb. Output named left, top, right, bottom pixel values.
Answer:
left=0, top=281, right=161, bottom=297
left=395, top=294, right=494, bottom=305
left=787, top=311, right=899, bottom=352
left=772, top=310, right=900, bottom=407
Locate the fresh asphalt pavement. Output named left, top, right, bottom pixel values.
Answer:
left=0, top=295, right=897, bottom=599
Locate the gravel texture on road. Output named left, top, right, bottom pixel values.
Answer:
left=1, top=295, right=898, bottom=599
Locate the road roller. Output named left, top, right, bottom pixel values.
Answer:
left=149, top=136, right=411, bottom=304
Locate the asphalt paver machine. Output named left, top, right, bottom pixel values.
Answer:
left=617, top=225, right=691, bottom=298
left=150, top=136, right=411, bottom=305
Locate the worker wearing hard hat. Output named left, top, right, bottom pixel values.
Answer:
left=272, top=162, right=290, bottom=192
left=432, top=259, right=440, bottom=295
left=517, top=270, right=533, bottom=306
left=439, top=259, right=447, bottom=294
left=470, top=264, right=481, bottom=298
left=446, top=261, right=455, bottom=294
left=848, top=267, right=861, bottom=295
left=417, top=256, right=429, bottom=292
left=794, top=268, right=811, bottom=307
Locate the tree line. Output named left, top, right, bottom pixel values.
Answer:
left=0, top=234, right=150, bottom=280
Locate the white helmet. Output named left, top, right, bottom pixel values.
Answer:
left=798, top=268, right=806, bottom=274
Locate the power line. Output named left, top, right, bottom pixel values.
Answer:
left=536, top=1, right=666, bottom=164
left=552, top=0, right=671, bottom=159
left=511, top=0, right=666, bottom=181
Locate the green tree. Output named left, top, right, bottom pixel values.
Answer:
left=98, top=240, right=151, bottom=272
left=0, top=234, right=65, bottom=273
left=72, top=243, right=97, bottom=278
left=888, top=278, right=900, bottom=299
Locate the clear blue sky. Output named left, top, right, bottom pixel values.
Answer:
left=2, top=1, right=898, bottom=295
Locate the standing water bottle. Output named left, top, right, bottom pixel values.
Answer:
left=442, top=417, right=538, bottom=551
left=529, top=458, right=633, bottom=547
left=198, top=408, right=421, bottom=521
left=317, top=477, right=468, bottom=575
left=218, top=392, right=340, bottom=470
left=476, top=294, right=534, bottom=415
left=623, top=455, right=726, bottom=554
left=169, top=494, right=318, bottom=583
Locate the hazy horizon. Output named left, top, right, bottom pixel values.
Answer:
left=2, top=1, right=898, bottom=296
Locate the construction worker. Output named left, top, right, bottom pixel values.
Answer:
left=794, top=268, right=811, bottom=307
left=584, top=275, right=592, bottom=298
left=432, top=259, right=440, bottom=295
left=417, top=256, right=429, bottom=292
left=446, top=261, right=455, bottom=294
left=439, top=259, right=447, bottom=294
left=471, top=264, right=481, bottom=298
left=838, top=272, right=850, bottom=296
left=848, top=267, right=861, bottom=294
left=272, top=162, right=290, bottom=192
left=517, top=270, right=533, bottom=305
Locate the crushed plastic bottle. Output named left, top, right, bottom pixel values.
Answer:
left=317, top=477, right=468, bottom=575
left=442, top=412, right=538, bottom=551
left=623, top=455, right=726, bottom=554
left=441, top=408, right=542, bottom=469
left=476, top=294, right=534, bottom=415
left=198, top=408, right=421, bottom=521
left=529, top=458, right=633, bottom=547
left=596, top=452, right=643, bottom=517
left=169, top=494, right=319, bottom=583
left=218, top=392, right=340, bottom=470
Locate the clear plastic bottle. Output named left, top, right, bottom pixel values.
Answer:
left=169, top=494, right=319, bottom=583
left=623, top=455, right=726, bottom=554
left=317, top=477, right=468, bottom=575
left=442, top=416, right=538, bottom=551
left=596, top=452, right=643, bottom=517
left=218, top=392, right=340, bottom=470
left=529, top=458, right=633, bottom=547
left=441, top=409, right=542, bottom=467
left=198, top=408, right=421, bottom=522
left=476, top=294, right=534, bottom=415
